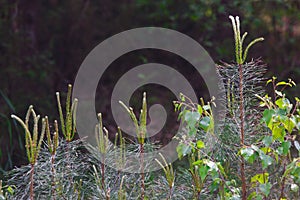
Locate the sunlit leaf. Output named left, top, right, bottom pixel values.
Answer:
left=272, top=125, right=285, bottom=142
left=251, top=173, right=269, bottom=184
left=196, top=140, right=205, bottom=149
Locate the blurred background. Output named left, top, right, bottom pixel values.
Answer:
left=0, top=0, right=300, bottom=173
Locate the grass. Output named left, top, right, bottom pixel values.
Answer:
left=0, top=90, right=24, bottom=174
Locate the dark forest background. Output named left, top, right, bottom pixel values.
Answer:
left=0, top=0, right=300, bottom=172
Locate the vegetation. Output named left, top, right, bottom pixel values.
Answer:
left=0, top=7, right=300, bottom=200
left=1, top=0, right=300, bottom=171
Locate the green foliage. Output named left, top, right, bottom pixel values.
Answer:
left=246, top=77, right=300, bottom=199
left=174, top=93, right=215, bottom=160
left=4, top=79, right=300, bottom=199
left=173, top=16, right=300, bottom=200
left=45, top=118, right=59, bottom=155
left=155, top=153, right=175, bottom=199
left=0, top=180, right=14, bottom=200
left=119, top=92, right=147, bottom=145
left=2, top=13, right=300, bottom=200
left=1, top=0, right=300, bottom=172
left=56, top=84, right=78, bottom=142
left=229, top=15, right=264, bottom=64
left=95, top=113, right=109, bottom=155
left=11, top=106, right=45, bottom=165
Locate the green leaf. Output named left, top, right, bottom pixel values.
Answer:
left=7, top=186, right=14, bottom=194
left=277, top=147, right=284, bottom=155
left=273, top=151, right=279, bottom=163
left=259, top=182, right=271, bottom=196
left=275, top=98, right=292, bottom=112
left=210, top=177, right=220, bottom=192
left=199, top=165, right=209, bottom=180
left=266, top=79, right=273, bottom=85
left=259, top=153, right=273, bottom=169
left=276, top=81, right=292, bottom=87
left=217, top=163, right=226, bottom=177
left=263, top=109, right=275, bottom=128
left=276, top=81, right=287, bottom=86
left=247, top=190, right=268, bottom=200
left=193, top=160, right=203, bottom=165
left=196, top=140, right=205, bottom=149
left=262, top=136, right=273, bottom=147
left=247, top=192, right=257, bottom=200
left=276, top=108, right=287, bottom=117
left=272, top=125, right=286, bottom=142
left=184, top=111, right=200, bottom=130
left=251, top=173, right=269, bottom=184
left=180, top=95, right=185, bottom=101
left=176, top=143, right=191, bottom=159
left=184, top=111, right=200, bottom=121
left=199, top=116, right=210, bottom=131
left=188, top=126, right=197, bottom=136
left=241, top=147, right=256, bottom=164
left=282, top=141, right=291, bottom=156
left=283, top=117, right=296, bottom=133
left=197, top=105, right=203, bottom=115
left=260, top=147, right=271, bottom=154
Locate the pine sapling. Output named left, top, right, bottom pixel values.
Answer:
left=221, top=15, right=264, bottom=200
left=155, top=153, right=175, bottom=200
left=45, top=117, right=59, bottom=200
left=95, top=113, right=110, bottom=196
left=56, top=84, right=78, bottom=183
left=119, top=92, right=147, bottom=200
left=11, top=106, right=46, bottom=200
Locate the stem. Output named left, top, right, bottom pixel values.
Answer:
left=272, top=80, right=277, bottom=102
left=280, top=162, right=286, bottom=199
left=291, top=101, right=299, bottom=115
left=101, top=161, right=106, bottom=190
left=220, top=182, right=225, bottom=200
left=65, top=141, right=72, bottom=184
left=167, top=185, right=173, bottom=200
left=238, top=63, right=247, bottom=200
left=167, top=188, right=172, bottom=200
left=140, top=143, right=145, bottom=200
left=30, top=163, right=35, bottom=200
left=51, top=154, right=56, bottom=200
left=196, top=191, right=200, bottom=200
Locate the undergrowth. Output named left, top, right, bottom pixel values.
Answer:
left=0, top=15, right=299, bottom=200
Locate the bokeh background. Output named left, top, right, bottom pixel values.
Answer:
left=0, top=0, right=300, bottom=173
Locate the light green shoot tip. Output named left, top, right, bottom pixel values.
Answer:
left=229, top=15, right=264, bottom=64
